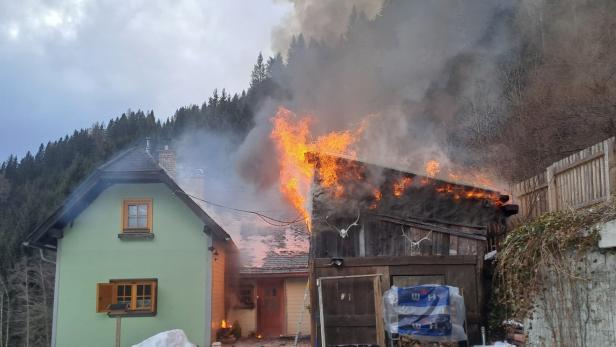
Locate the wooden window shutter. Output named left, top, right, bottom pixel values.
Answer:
left=151, top=280, right=158, bottom=313
left=96, top=283, right=114, bottom=313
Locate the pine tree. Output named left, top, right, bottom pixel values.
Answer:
left=250, top=53, right=267, bottom=87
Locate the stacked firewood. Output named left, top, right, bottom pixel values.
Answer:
left=503, top=320, right=525, bottom=346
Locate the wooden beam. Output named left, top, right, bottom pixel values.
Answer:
left=605, top=139, right=614, bottom=200
left=324, top=314, right=376, bottom=327
left=547, top=164, right=558, bottom=212
left=368, top=215, right=487, bottom=241
left=314, top=255, right=478, bottom=268
left=373, top=275, right=385, bottom=347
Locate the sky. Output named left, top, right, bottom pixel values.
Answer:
left=0, top=0, right=292, bottom=160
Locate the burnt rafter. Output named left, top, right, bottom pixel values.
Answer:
left=308, top=153, right=517, bottom=228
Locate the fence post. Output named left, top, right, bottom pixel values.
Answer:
left=546, top=165, right=557, bottom=212
left=605, top=139, right=615, bottom=200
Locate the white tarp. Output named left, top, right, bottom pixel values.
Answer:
left=131, top=329, right=196, bottom=347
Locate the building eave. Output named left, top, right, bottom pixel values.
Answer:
left=24, top=147, right=232, bottom=248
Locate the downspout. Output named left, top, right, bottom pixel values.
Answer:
left=22, top=242, right=56, bottom=265
left=37, top=249, right=56, bottom=265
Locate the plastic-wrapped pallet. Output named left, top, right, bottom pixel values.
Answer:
left=383, top=285, right=467, bottom=342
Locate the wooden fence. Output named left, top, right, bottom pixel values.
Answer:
left=511, top=137, right=616, bottom=219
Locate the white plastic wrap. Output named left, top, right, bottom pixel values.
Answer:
left=131, top=329, right=196, bottom=347
left=383, top=285, right=467, bottom=342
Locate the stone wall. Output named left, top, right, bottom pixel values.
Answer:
left=525, top=249, right=616, bottom=346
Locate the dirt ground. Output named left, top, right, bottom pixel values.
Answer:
left=223, top=336, right=310, bottom=347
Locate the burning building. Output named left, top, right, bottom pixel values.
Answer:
left=307, top=154, right=517, bottom=346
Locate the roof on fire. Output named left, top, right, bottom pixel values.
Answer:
left=24, top=146, right=233, bottom=249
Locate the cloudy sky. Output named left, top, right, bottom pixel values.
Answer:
left=0, top=0, right=291, bottom=160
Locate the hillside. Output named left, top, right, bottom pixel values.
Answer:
left=2, top=1, right=616, bottom=345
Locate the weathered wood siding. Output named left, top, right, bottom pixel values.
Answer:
left=311, top=216, right=487, bottom=345
left=308, top=155, right=511, bottom=346
left=512, top=137, right=616, bottom=219
left=285, top=278, right=310, bottom=336
left=313, top=256, right=484, bottom=345
left=314, top=216, right=482, bottom=259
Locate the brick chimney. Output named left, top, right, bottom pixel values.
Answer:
left=158, top=145, right=176, bottom=177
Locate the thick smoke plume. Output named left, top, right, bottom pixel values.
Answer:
left=176, top=0, right=616, bottom=263
left=240, top=0, right=517, bottom=192
left=271, top=0, right=383, bottom=54
left=174, top=130, right=308, bottom=268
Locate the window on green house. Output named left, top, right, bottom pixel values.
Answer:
left=117, top=284, right=132, bottom=306
left=122, top=199, right=152, bottom=232
left=96, top=279, right=157, bottom=316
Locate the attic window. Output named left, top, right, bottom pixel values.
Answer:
left=96, top=279, right=157, bottom=316
left=122, top=199, right=152, bottom=232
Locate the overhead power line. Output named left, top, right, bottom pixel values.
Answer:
left=175, top=190, right=306, bottom=227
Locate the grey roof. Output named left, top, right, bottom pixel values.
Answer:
left=25, top=146, right=232, bottom=248
left=98, top=147, right=162, bottom=172
left=240, top=251, right=309, bottom=275
left=235, top=222, right=310, bottom=275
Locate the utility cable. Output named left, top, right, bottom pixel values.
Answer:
left=175, top=190, right=306, bottom=227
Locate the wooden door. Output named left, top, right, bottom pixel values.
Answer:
left=320, top=276, right=384, bottom=345
left=257, top=279, right=284, bottom=337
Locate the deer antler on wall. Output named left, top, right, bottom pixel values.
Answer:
left=401, top=225, right=432, bottom=252
left=325, top=209, right=361, bottom=239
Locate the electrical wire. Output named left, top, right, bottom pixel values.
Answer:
left=175, top=190, right=306, bottom=227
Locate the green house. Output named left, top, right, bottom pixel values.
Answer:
left=25, top=146, right=236, bottom=347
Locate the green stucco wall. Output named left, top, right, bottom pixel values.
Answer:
left=55, top=183, right=212, bottom=347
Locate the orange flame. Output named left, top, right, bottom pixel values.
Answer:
left=373, top=188, right=382, bottom=201
left=393, top=176, right=413, bottom=197
left=447, top=170, right=495, bottom=189
left=425, top=160, right=441, bottom=178
left=369, top=188, right=382, bottom=209
left=436, top=184, right=502, bottom=205
left=221, top=320, right=229, bottom=329
left=270, top=107, right=364, bottom=227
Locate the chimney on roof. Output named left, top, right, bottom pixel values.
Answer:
left=158, top=145, right=176, bottom=177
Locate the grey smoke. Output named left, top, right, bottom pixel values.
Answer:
left=177, top=0, right=520, bottom=263
left=238, top=0, right=517, bottom=189
left=173, top=129, right=306, bottom=267
left=271, top=0, right=383, bottom=54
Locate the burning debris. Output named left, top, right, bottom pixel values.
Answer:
left=269, top=106, right=510, bottom=229
left=308, top=154, right=514, bottom=229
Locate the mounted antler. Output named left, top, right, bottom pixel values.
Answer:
left=325, top=209, right=361, bottom=239
left=401, top=225, right=432, bottom=251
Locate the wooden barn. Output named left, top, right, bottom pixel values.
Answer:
left=307, top=155, right=517, bottom=346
